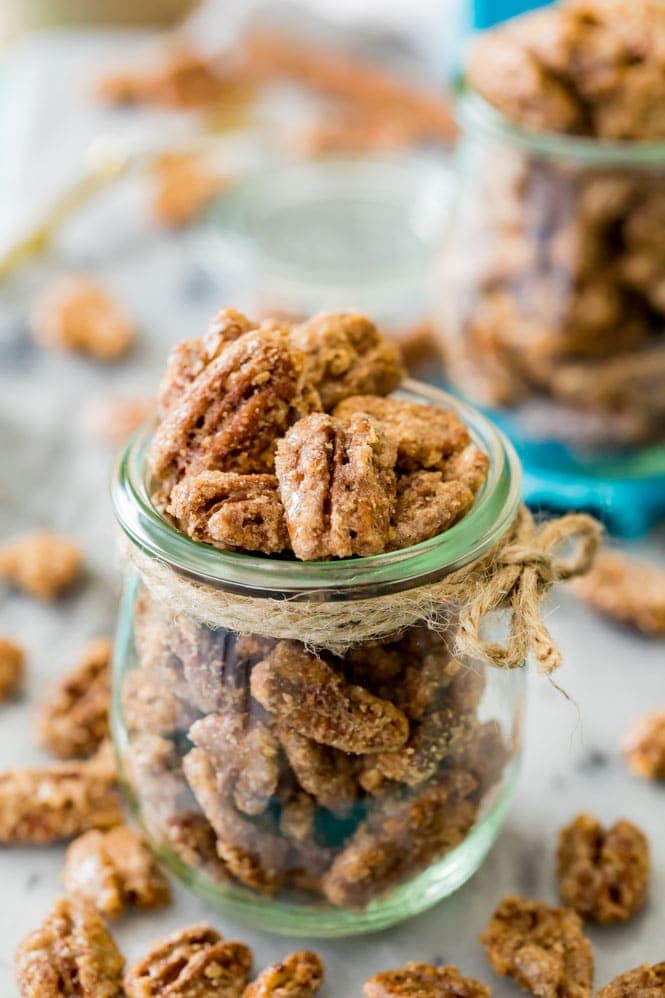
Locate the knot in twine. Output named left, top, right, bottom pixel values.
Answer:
left=120, top=505, right=601, bottom=671
left=454, top=506, right=601, bottom=673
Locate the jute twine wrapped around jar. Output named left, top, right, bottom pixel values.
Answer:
left=121, top=506, right=601, bottom=673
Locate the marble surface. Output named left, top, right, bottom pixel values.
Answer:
left=0, top=27, right=664, bottom=998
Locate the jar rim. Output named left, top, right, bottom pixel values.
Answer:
left=457, top=90, right=665, bottom=167
left=111, top=378, right=522, bottom=598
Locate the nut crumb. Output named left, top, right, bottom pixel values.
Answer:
left=243, top=951, right=324, bottom=997
left=569, top=550, right=665, bottom=635
left=124, top=923, right=252, bottom=997
left=14, top=896, right=124, bottom=998
left=63, top=825, right=171, bottom=918
left=30, top=276, right=135, bottom=360
left=622, top=708, right=665, bottom=780
left=480, top=894, right=594, bottom=998
left=0, top=636, right=24, bottom=701
left=251, top=641, right=409, bottom=754
left=597, top=961, right=665, bottom=998
left=364, top=962, right=490, bottom=997
left=37, top=636, right=111, bottom=758
left=0, top=531, right=83, bottom=600
left=557, top=813, right=649, bottom=924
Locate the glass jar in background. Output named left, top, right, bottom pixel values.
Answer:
left=111, top=380, right=524, bottom=937
left=435, top=93, right=665, bottom=536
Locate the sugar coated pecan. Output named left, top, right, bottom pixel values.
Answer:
left=164, top=811, right=231, bottom=883
left=623, top=708, right=665, bottom=780
left=480, top=895, right=594, bottom=998
left=569, top=550, right=665, bottom=636
left=184, top=748, right=288, bottom=893
left=0, top=753, right=121, bottom=844
left=597, top=961, right=665, bottom=998
left=334, top=396, right=471, bottom=472
left=251, top=641, right=408, bottom=754
left=30, top=276, right=135, bottom=360
left=389, top=472, right=474, bottom=549
left=243, top=951, right=324, bottom=997
left=0, top=635, right=24, bottom=701
left=152, top=152, right=228, bottom=229
left=126, top=733, right=186, bottom=826
left=169, top=471, right=289, bottom=554
left=360, top=710, right=475, bottom=789
left=37, top=636, right=111, bottom=758
left=86, top=395, right=155, bottom=447
left=14, top=897, right=124, bottom=998
left=0, top=530, right=83, bottom=600
left=322, top=770, right=478, bottom=909
left=149, top=326, right=317, bottom=496
left=557, top=813, right=649, bottom=924
left=189, top=712, right=280, bottom=816
left=63, top=825, right=171, bottom=918
left=278, top=727, right=358, bottom=816
left=289, top=312, right=403, bottom=409
left=124, top=923, right=252, bottom=998
left=364, top=962, right=491, bottom=997
left=122, top=661, right=197, bottom=736
left=275, top=412, right=396, bottom=559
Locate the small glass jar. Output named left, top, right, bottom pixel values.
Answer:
left=435, top=93, right=665, bottom=536
left=111, top=380, right=524, bottom=937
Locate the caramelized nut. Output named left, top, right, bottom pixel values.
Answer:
left=30, top=276, right=135, bottom=360
left=0, top=636, right=24, bottom=701
left=0, top=531, right=83, bottom=600
left=37, top=636, right=111, bottom=758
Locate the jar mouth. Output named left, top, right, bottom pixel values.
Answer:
left=111, top=378, right=521, bottom=598
left=457, top=90, right=665, bottom=167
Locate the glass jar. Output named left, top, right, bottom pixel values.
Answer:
left=435, top=93, right=665, bottom=536
left=111, top=380, right=524, bottom=937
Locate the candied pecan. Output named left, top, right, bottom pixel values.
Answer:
left=151, top=152, right=228, bottom=229
left=389, top=473, right=474, bottom=549
left=623, top=708, right=665, bottom=780
left=149, top=326, right=318, bottom=497
left=480, top=895, right=594, bottom=998
left=334, top=396, right=470, bottom=472
left=15, top=897, right=124, bottom=998
left=124, top=923, right=252, bottom=998
left=360, top=710, right=475, bottom=789
left=322, top=769, right=478, bottom=909
left=184, top=748, right=288, bottom=893
left=243, top=951, right=324, bottom=997
left=30, top=276, right=135, bottom=360
left=37, top=636, right=111, bottom=758
left=288, top=312, right=403, bottom=410
left=63, top=824, right=170, bottom=918
left=165, top=812, right=231, bottom=883
left=394, top=320, right=443, bottom=380
left=251, top=641, right=408, bottom=754
left=345, top=642, right=404, bottom=687
left=275, top=412, right=396, bottom=560
left=127, top=733, right=187, bottom=826
left=0, top=530, right=83, bottom=600
left=448, top=720, right=509, bottom=799
left=0, top=635, right=24, bottom=701
left=279, top=788, right=333, bottom=884
left=0, top=753, right=121, bottom=844
left=364, top=962, right=490, bottom=997
left=569, top=550, right=665, bottom=636
left=169, top=471, right=289, bottom=554
left=597, top=961, right=665, bottom=998
left=442, top=445, right=490, bottom=495
left=189, top=712, right=280, bottom=816
left=86, top=396, right=155, bottom=447
left=278, top=727, right=358, bottom=816
left=556, top=814, right=649, bottom=924
left=122, top=661, right=196, bottom=736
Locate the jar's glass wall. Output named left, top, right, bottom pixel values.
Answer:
left=112, top=575, right=524, bottom=937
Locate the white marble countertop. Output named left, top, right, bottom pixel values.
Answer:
left=0, top=27, right=664, bottom=997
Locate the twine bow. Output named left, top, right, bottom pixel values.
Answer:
left=454, top=506, right=602, bottom=673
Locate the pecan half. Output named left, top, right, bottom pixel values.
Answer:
left=569, top=550, right=665, bottom=636
left=597, top=961, right=665, bottom=998
left=63, top=825, right=171, bottom=918
left=389, top=472, right=474, bottom=549
left=623, top=707, right=665, bottom=780
left=364, top=962, right=490, bottom=997
left=30, top=276, right=135, bottom=360
left=333, top=396, right=471, bottom=472
left=289, top=312, right=403, bottom=410
left=169, top=471, right=289, bottom=554
left=37, top=636, right=111, bottom=758
left=124, top=924, right=252, bottom=998
left=0, top=531, right=83, bottom=600
left=278, top=727, right=358, bottom=816
left=251, top=641, right=409, bottom=754
left=480, top=895, right=594, bottom=998
left=275, top=412, right=396, bottom=559
left=164, top=811, right=232, bottom=884
left=557, top=814, right=649, bottom=923
left=14, top=897, right=124, bottom=998
left=360, top=710, right=476, bottom=789
left=0, top=636, right=24, bottom=701
left=243, top=951, right=324, bottom=997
